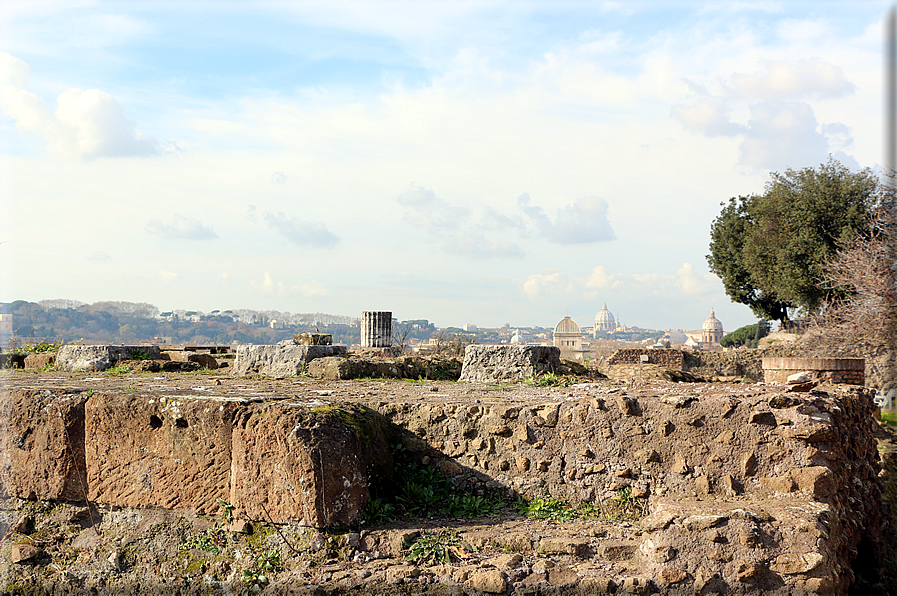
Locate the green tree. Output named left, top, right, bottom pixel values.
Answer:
left=707, top=158, right=878, bottom=322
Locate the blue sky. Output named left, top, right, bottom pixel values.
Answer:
left=0, top=1, right=889, bottom=331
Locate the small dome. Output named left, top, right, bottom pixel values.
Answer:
left=554, top=316, right=581, bottom=335
left=702, top=309, right=723, bottom=333
left=595, top=302, right=615, bottom=332
left=510, top=329, right=522, bottom=344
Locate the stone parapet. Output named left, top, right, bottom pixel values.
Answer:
left=56, top=345, right=162, bottom=372
left=232, top=343, right=347, bottom=376
left=762, top=357, right=865, bottom=385
left=607, top=349, right=685, bottom=368
left=459, top=345, right=562, bottom=382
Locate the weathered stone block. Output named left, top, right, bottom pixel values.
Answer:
left=164, top=351, right=220, bottom=369
left=23, top=353, right=55, bottom=369
left=0, top=389, right=87, bottom=501
left=232, top=344, right=347, bottom=376
left=229, top=403, right=392, bottom=527
left=294, top=333, right=332, bottom=345
left=56, top=345, right=161, bottom=372
left=85, top=393, right=238, bottom=514
left=459, top=345, right=561, bottom=382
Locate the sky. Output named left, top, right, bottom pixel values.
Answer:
left=0, top=1, right=889, bottom=331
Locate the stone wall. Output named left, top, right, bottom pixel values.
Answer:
left=0, top=389, right=392, bottom=527
left=762, top=357, right=865, bottom=385
left=607, top=349, right=685, bottom=368
left=232, top=343, right=348, bottom=377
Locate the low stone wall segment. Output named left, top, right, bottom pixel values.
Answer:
left=0, top=374, right=886, bottom=594
left=232, top=343, right=348, bottom=376
left=459, top=345, right=562, bottom=382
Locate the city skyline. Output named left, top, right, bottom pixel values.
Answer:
left=1, top=2, right=885, bottom=331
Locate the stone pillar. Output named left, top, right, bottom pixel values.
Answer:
left=361, top=311, right=392, bottom=348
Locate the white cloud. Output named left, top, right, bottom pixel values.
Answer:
left=145, top=214, right=218, bottom=240
left=584, top=265, right=623, bottom=290
left=159, top=270, right=177, bottom=282
left=523, top=270, right=567, bottom=299
left=730, top=58, right=855, bottom=100
left=293, top=280, right=328, bottom=297
left=86, top=251, right=111, bottom=261
left=0, top=53, right=158, bottom=159
left=263, top=211, right=339, bottom=248
left=517, top=194, right=616, bottom=244
left=675, top=263, right=717, bottom=295
left=251, top=271, right=285, bottom=294
left=397, top=186, right=469, bottom=229
left=739, top=101, right=828, bottom=171
left=671, top=99, right=744, bottom=137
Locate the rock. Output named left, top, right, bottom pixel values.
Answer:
left=107, top=550, right=123, bottom=571
left=769, top=394, right=801, bottom=408
left=386, top=565, right=420, bottom=584
left=695, top=475, right=711, bottom=496
left=10, top=544, right=43, bottom=564
left=23, top=353, right=55, bottom=369
left=641, top=512, right=676, bottom=532
left=671, top=454, right=690, bottom=475
left=539, top=537, right=589, bottom=556
left=494, top=533, right=531, bottom=552
left=466, top=569, right=507, bottom=593
left=0, top=389, right=88, bottom=501
left=598, top=541, right=637, bottom=560
left=659, top=395, right=694, bottom=408
left=736, top=560, right=765, bottom=582
left=791, top=466, right=835, bottom=497
left=516, top=457, right=531, bottom=473
left=772, top=552, right=824, bottom=575
left=85, top=393, right=237, bottom=515
left=227, top=519, right=252, bottom=534
left=56, top=345, right=161, bottom=372
left=164, top=351, right=219, bottom=369
left=760, top=476, right=796, bottom=493
left=618, top=576, right=652, bottom=595
left=547, top=566, right=580, bottom=587
left=459, top=345, right=561, bottom=382
left=787, top=372, right=813, bottom=384
left=388, top=530, right=421, bottom=556
left=486, top=553, right=523, bottom=569
left=658, top=567, right=687, bottom=586
left=10, top=515, right=32, bottom=534
left=742, top=452, right=757, bottom=476
left=639, top=539, right=676, bottom=563
left=616, top=395, right=638, bottom=416
left=295, top=333, right=333, bottom=345
left=233, top=344, right=348, bottom=377
left=683, top=514, right=728, bottom=531
left=230, top=402, right=392, bottom=527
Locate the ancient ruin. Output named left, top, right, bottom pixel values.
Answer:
left=0, top=344, right=893, bottom=595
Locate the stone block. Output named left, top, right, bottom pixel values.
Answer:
left=164, top=351, right=220, bottom=369
left=459, top=345, right=562, bottom=382
left=229, top=403, right=392, bottom=527
left=232, top=344, right=347, bottom=376
left=85, top=393, right=238, bottom=514
left=56, top=345, right=161, bottom=372
left=23, top=353, right=55, bottom=369
left=0, top=389, right=88, bottom=501
left=294, top=333, right=332, bottom=345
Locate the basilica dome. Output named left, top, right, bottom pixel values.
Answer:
left=554, top=316, right=582, bottom=335
left=702, top=309, right=724, bottom=343
left=595, top=302, right=615, bottom=332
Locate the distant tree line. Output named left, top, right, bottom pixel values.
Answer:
left=0, top=300, right=361, bottom=346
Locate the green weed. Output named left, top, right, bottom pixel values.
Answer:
left=881, top=411, right=897, bottom=427
left=406, top=529, right=471, bottom=565
left=178, top=527, right=226, bottom=555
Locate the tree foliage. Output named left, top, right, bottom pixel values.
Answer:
left=720, top=320, right=769, bottom=348
left=707, top=158, right=878, bottom=322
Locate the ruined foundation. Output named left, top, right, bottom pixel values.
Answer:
left=0, top=370, right=889, bottom=595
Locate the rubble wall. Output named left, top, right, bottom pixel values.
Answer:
left=366, top=384, right=884, bottom=594
left=606, top=349, right=685, bottom=368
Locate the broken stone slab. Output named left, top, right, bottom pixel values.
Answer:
left=163, top=351, right=220, bottom=369
left=56, top=345, right=161, bottom=372
left=85, top=392, right=239, bottom=515
left=459, top=345, right=562, bottom=382
left=232, top=344, right=348, bottom=377
left=294, top=333, right=333, bottom=345
left=229, top=402, right=393, bottom=527
left=0, top=389, right=88, bottom=501
left=23, top=353, right=55, bottom=369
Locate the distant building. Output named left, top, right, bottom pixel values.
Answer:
left=702, top=309, right=724, bottom=344
left=463, top=324, right=478, bottom=332
left=594, top=303, right=616, bottom=335
left=553, top=316, right=588, bottom=360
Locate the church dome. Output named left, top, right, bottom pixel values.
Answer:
left=510, top=329, right=522, bottom=344
left=703, top=309, right=723, bottom=333
left=595, top=302, right=615, bottom=332
left=702, top=309, right=724, bottom=344
left=554, top=316, right=581, bottom=335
